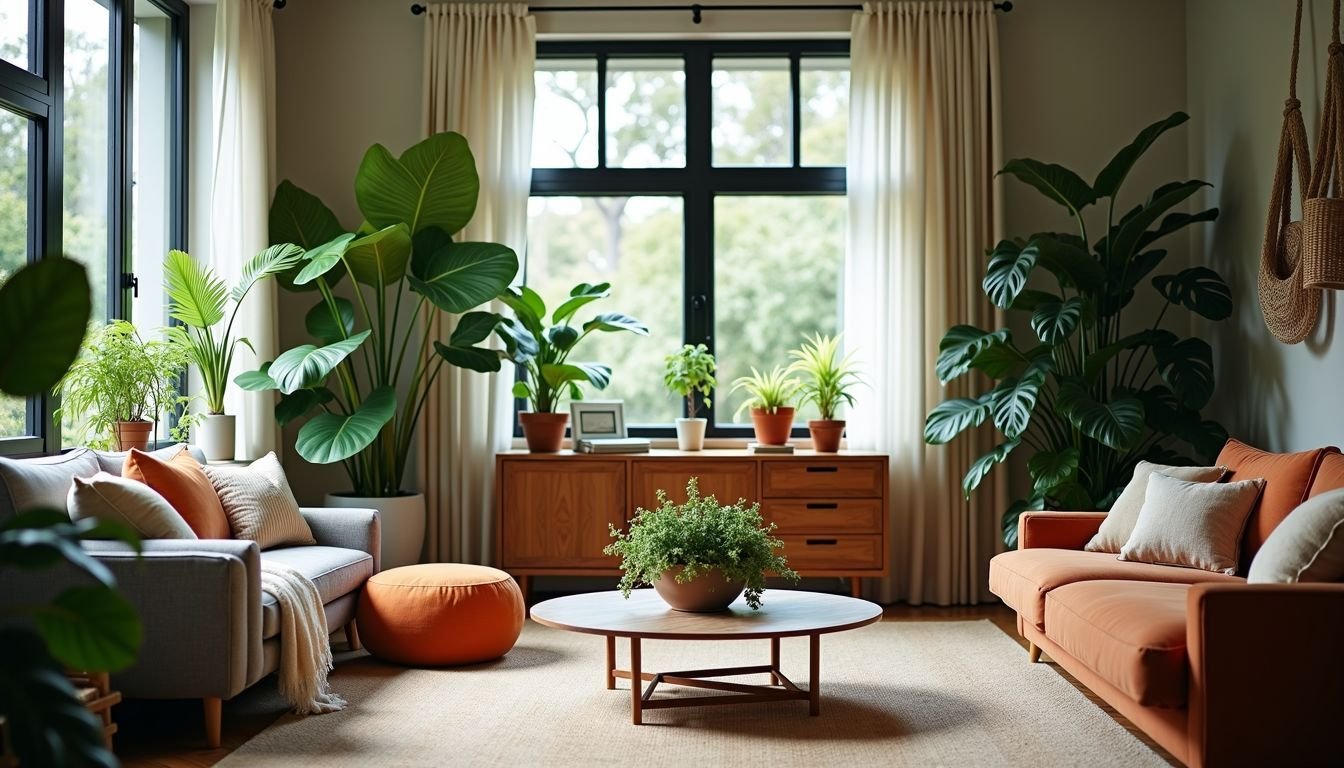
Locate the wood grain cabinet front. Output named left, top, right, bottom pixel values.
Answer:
left=499, top=460, right=626, bottom=569
left=630, top=460, right=757, bottom=510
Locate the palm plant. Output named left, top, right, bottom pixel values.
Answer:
left=787, top=333, right=860, bottom=420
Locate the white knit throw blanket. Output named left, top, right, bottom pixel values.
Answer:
left=258, top=561, right=347, bottom=715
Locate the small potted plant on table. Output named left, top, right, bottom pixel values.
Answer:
left=503, top=282, right=648, bottom=452
left=788, top=333, right=861, bottom=452
left=730, top=365, right=800, bottom=446
left=605, top=477, right=798, bottom=612
left=663, top=343, right=716, bottom=451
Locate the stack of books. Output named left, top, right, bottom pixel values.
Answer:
left=748, top=443, right=795, bottom=454
left=575, top=437, right=651, bottom=454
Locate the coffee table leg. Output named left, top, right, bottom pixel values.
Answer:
left=630, top=637, right=643, bottom=725
left=769, top=637, right=780, bottom=685
left=809, top=633, right=820, bottom=716
left=606, top=635, right=616, bottom=690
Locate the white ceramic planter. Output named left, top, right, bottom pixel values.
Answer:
left=675, top=418, right=707, bottom=451
left=196, top=414, right=236, bottom=461
left=324, top=492, right=425, bottom=569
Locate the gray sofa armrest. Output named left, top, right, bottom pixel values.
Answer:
left=301, top=507, right=381, bottom=573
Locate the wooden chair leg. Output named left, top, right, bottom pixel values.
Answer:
left=203, top=697, right=222, bottom=749
left=344, top=619, right=361, bottom=651
left=1028, top=642, right=1042, bottom=663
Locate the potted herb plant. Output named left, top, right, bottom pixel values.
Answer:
left=164, top=245, right=303, bottom=461
left=237, top=131, right=533, bottom=568
left=788, top=333, right=861, bottom=452
left=730, top=365, right=800, bottom=446
left=604, top=477, right=798, bottom=612
left=501, top=282, right=648, bottom=452
left=663, top=343, right=716, bottom=451
left=57, top=320, right=193, bottom=451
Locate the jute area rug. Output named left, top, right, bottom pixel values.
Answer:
left=219, top=619, right=1166, bottom=767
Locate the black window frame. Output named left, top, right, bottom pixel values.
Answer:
left=0, top=0, right=190, bottom=456
left=527, top=39, right=849, bottom=440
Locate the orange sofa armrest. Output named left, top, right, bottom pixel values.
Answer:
left=1017, top=511, right=1106, bottom=550
left=1187, top=582, right=1344, bottom=767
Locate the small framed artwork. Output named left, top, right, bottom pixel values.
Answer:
left=570, top=400, right=627, bottom=441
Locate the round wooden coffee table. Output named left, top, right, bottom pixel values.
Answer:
left=530, top=589, right=882, bottom=724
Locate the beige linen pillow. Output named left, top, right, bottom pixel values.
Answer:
left=1247, top=489, right=1344, bottom=583
left=67, top=472, right=197, bottom=540
left=1119, top=473, right=1265, bottom=575
left=1085, top=461, right=1228, bottom=553
left=203, top=453, right=314, bottom=549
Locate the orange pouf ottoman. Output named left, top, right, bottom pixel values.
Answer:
left=356, top=564, right=525, bottom=666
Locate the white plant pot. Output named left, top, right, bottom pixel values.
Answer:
left=196, top=414, right=236, bottom=462
left=324, top=492, right=425, bottom=569
left=675, top=418, right=707, bottom=451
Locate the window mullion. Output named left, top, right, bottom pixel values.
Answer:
left=683, top=45, right=714, bottom=428
left=108, top=0, right=134, bottom=321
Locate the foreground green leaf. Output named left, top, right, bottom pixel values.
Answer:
left=0, top=258, right=91, bottom=397
left=34, top=586, right=141, bottom=672
left=295, top=386, right=396, bottom=464
left=0, top=629, right=116, bottom=768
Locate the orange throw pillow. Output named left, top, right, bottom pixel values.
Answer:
left=1216, top=439, right=1339, bottom=565
left=122, top=447, right=231, bottom=539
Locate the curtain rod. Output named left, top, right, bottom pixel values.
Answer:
left=403, top=2, right=1014, bottom=20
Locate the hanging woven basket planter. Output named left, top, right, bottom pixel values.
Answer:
left=1304, top=1, right=1344, bottom=290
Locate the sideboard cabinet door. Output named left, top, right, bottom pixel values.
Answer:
left=631, top=460, right=758, bottom=510
left=500, top=460, right=626, bottom=569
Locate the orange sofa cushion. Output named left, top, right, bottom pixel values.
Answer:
left=1045, top=580, right=1190, bottom=708
left=988, top=548, right=1242, bottom=629
left=1309, top=453, right=1344, bottom=498
left=1216, top=439, right=1337, bottom=564
left=356, top=564, right=524, bottom=666
left=122, top=447, right=230, bottom=539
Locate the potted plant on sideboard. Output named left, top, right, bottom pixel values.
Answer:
left=57, top=320, right=193, bottom=451
left=236, top=132, right=533, bottom=568
left=730, top=365, right=800, bottom=446
left=164, top=245, right=303, bottom=461
left=663, top=343, right=716, bottom=451
left=501, top=282, right=648, bottom=452
left=789, top=333, right=861, bottom=452
left=604, top=477, right=798, bottom=612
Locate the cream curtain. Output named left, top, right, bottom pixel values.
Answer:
left=419, top=3, right=535, bottom=563
left=846, top=0, right=1005, bottom=605
left=210, top=0, right=278, bottom=460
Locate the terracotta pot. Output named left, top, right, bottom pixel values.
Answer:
left=675, top=417, right=706, bottom=451
left=653, top=566, right=745, bottom=612
left=519, top=411, right=569, bottom=453
left=750, top=407, right=795, bottom=446
left=114, top=420, right=153, bottom=452
left=808, top=419, right=846, bottom=453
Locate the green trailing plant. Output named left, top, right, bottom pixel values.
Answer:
left=604, top=477, right=799, bottom=610
left=787, top=333, right=860, bottom=420
left=0, top=256, right=144, bottom=768
left=730, top=365, right=801, bottom=420
left=57, top=320, right=194, bottom=450
left=237, top=132, right=534, bottom=497
left=164, top=245, right=304, bottom=414
left=501, top=282, right=649, bottom=413
left=663, top=343, right=716, bottom=418
left=922, top=111, right=1230, bottom=548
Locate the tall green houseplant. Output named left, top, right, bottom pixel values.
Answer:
left=924, top=112, right=1231, bottom=547
left=239, top=132, right=534, bottom=497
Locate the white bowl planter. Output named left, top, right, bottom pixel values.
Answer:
left=324, top=492, right=425, bottom=569
left=675, top=418, right=707, bottom=451
left=196, top=414, right=236, bottom=462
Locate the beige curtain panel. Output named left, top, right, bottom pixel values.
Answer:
left=419, top=3, right=536, bottom=564
left=845, top=0, right=1005, bottom=605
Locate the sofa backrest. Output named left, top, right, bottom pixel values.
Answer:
left=1216, top=439, right=1340, bottom=570
left=0, top=444, right=205, bottom=524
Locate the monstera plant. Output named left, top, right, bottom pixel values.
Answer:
left=924, top=112, right=1231, bottom=547
left=238, top=132, right=533, bottom=498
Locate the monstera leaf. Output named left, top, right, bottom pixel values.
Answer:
left=935, top=325, right=1012, bottom=383
left=982, top=240, right=1038, bottom=309
left=924, top=394, right=993, bottom=445
left=1057, top=382, right=1145, bottom=450
left=1029, top=448, right=1081, bottom=493
left=963, top=438, right=1021, bottom=497
left=1031, top=297, right=1086, bottom=344
left=1155, top=338, right=1216, bottom=409
left=1152, top=267, right=1233, bottom=320
left=989, top=359, right=1051, bottom=438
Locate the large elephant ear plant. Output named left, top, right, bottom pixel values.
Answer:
left=924, top=111, right=1231, bottom=548
left=240, top=132, right=536, bottom=497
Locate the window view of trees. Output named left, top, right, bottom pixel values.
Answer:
left=0, top=105, right=29, bottom=437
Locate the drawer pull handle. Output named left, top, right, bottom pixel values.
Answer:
left=806, top=502, right=838, bottom=510
left=805, top=538, right=839, bottom=546
left=805, top=466, right=839, bottom=473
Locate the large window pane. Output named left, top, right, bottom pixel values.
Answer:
left=800, top=58, right=849, bottom=167
left=526, top=196, right=683, bottom=425
left=131, top=4, right=172, bottom=333
left=712, top=57, right=791, bottom=167
left=715, top=195, right=846, bottom=425
left=533, top=59, right=598, bottom=169
left=0, top=107, right=29, bottom=437
left=0, top=0, right=31, bottom=72
left=606, top=59, right=685, bottom=169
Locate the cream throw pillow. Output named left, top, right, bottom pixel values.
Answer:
left=203, top=453, right=314, bottom=549
left=1119, top=473, right=1265, bottom=575
left=1247, top=489, right=1344, bottom=583
left=1085, top=461, right=1228, bottom=553
left=68, top=472, right=197, bottom=540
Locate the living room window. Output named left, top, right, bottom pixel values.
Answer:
left=0, top=0, right=188, bottom=455
left=527, top=40, right=849, bottom=437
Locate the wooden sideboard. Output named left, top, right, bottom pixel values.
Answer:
left=494, top=449, right=889, bottom=597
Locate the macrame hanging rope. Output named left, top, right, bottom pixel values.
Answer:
left=1260, top=0, right=1322, bottom=344
left=1304, top=0, right=1344, bottom=289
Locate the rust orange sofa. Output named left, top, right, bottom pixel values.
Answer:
left=988, top=441, right=1344, bottom=767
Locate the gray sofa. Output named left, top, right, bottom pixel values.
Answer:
left=0, top=446, right=381, bottom=747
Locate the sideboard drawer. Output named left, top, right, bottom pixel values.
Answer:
left=776, top=534, right=883, bottom=570
left=761, top=499, right=882, bottom=534
left=762, top=460, right=885, bottom=498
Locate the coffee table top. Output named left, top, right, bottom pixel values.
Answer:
left=530, top=589, right=882, bottom=640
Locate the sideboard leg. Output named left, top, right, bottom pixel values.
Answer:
left=848, top=577, right=862, bottom=598
left=517, top=574, right=530, bottom=602
left=630, top=637, right=643, bottom=725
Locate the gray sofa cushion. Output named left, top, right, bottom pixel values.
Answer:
left=259, top=546, right=372, bottom=640
left=0, top=448, right=100, bottom=523
left=94, top=443, right=204, bottom=474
